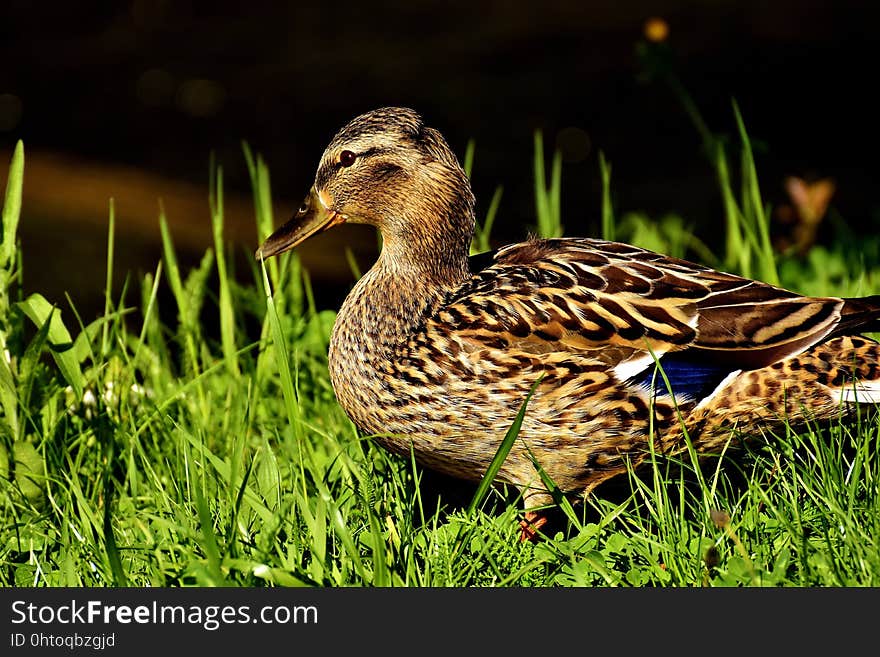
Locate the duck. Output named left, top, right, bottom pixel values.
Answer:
left=256, top=107, right=880, bottom=538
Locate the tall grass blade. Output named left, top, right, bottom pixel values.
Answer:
left=344, top=247, right=362, bottom=280
left=134, top=262, right=162, bottom=365
left=533, top=131, right=563, bottom=238
left=467, top=377, right=541, bottom=517
left=101, top=199, right=115, bottom=357
left=550, top=149, right=562, bottom=234
left=17, top=306, right=52, bottom=410
left=0, top=141, right=24, bottom=437
left=599, top=151, right=614, bottom=241
left=533, top=131, right=549, bottom=234
left=225, top=446, right=255, bottom=550
left=159, top=207, right=207, bottom=380
left=522, top=441, right=582, bottom=530
left=259, top=258, right=307, bottom=498
left=471, top=185, right=503, bottom=255
left=714, top=141, right=747, bottom=275
left=210, top=162, right=239, bottom=377
left=462, top=138, right=476, bottom=179
left=0, top=140, right=23, bottom=270
left=732, top=100, right=778, bottom=285
left=103, top=471, right=129, bottom=587
left=193, top=480, right=226, bottom=586
left=243, top=142, right=287, bottom=294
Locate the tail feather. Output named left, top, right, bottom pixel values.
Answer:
left=837, top=381, right=880, bottom=405
left=837, top=295, right=880, bottom=336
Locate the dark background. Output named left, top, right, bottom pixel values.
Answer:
left=1, top=1, right=878, bottom=318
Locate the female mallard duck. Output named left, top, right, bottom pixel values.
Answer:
left=257, top=107, right=880, bottom=537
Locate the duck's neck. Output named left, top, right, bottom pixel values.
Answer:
left=328, top=199, right=474, bottom=388
left=332, top=227, right=470, bottom=354
left=326, top=233, right=467, bottom=431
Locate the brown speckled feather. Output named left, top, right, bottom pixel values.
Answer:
left=450, top=238, right=846, bottom=373
left=257, top=107, right=880, bottom=514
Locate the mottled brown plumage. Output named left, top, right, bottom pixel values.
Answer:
left=257, top=107, right=880, bottom=534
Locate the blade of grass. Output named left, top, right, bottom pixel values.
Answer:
left=224, top=452, right=256, bottom=552
left=344, top=247, right=362, bottom=280
left=210, top=161, right=239, bottom=377
left=17, top=305, right=52, bottom=410
left=243, top=142, right=288, bottom=295
left=522, top=441, right=582, bottom=531
left=471, top=185, right=503, bottom=255
left=0, top=141, right=24, bottom=438
left=101, top=199, right=115, bottom=357
left=193, top=477, right=226, bottom=586
left=103, top=464, right=129, bottom=587
left=467, top=377, right=541, bottom=517
left=0, top=140, right=23, bottom=271
left=533, top=131, right=563, bottom=238
left=732, top=100, right=778, bottom=285
left=133, top=262, right=162, bottom=366
left=462, top=138, right=476, bottom=179
left=259, top=257, right=307, bottom=499
left=599, top=150, right=614, bottom=241
left=158, top=206, right=203, bottom=379
left=533, top=131, right=549, bottom=235
left=549, top=148, right=562, bottom=235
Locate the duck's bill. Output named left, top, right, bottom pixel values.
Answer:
left=255, top=187, right=345, bottom=259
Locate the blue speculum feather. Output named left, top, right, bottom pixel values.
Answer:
left=629, top=353, right=735, bottom=402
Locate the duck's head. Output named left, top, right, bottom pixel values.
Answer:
left=256, top=107, right=476, bottom=276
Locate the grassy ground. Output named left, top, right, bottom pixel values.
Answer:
left=1, top=98, right=879, bottom=587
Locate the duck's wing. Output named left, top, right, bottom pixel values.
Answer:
left=438, top=238, right=856, bottom=398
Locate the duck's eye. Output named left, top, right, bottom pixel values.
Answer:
left=339, top=150, right=357, bottom=167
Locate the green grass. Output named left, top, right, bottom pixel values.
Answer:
left=1, top=96, right=879, bottom=587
